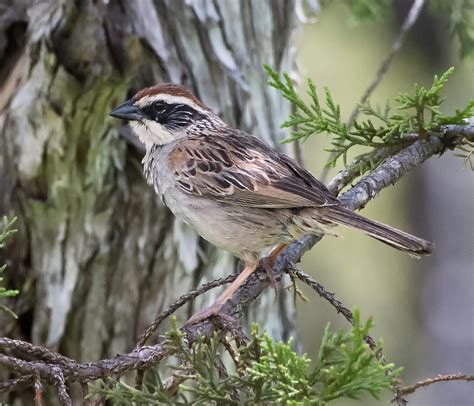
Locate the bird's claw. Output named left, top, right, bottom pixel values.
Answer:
left=186, top=303, right=227, bottom=326
left=260, top=256, right=280, bottom=302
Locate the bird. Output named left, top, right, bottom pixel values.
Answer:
left=109, top=83, right=433, bottom=324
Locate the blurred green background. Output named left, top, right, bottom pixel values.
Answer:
left=294, top=3, right=473, bottom=405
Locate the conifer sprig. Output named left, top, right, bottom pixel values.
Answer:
left=264, top=65, right=473, bottom=172
left=92, top=311, right=400, bottom=405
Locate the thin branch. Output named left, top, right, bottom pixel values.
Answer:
left=0, top=337, right=75, bottom=368
left=442, top=122, right=474, bottom=139
left=0, top=347, right=170, bottom=385
left=326, top=144, right=401, bottom=195
left=400, top=373, right=474, bottom=395
left=51, top=367, right=71, bottom=406
left=222, top=335, right=242, bottom=371
left=0, top=374, right=34, bottom=393
left=0, top=355, right=72, bottom=404
left=289, top=267, right=354, bottom=331
left=320, top=0, right=426, bottom=182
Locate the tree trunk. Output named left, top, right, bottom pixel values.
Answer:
left=0, top=0, right=297, bottom=399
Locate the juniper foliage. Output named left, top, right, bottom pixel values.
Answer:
left=264, top=65, right=474, bottom=173
left=91, top=310, right=400, bottom=405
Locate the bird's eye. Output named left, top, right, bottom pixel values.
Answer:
left=153, top=101, right=165, bottom=112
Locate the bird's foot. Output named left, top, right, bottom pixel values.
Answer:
left=186, top=303, right=229, bottom=326
left=259, top=244, right=288, bottom=300
left=260, top=256, right=280, bottom=301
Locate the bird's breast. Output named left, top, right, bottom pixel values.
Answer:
left=142, top=146, right=296, bottom=258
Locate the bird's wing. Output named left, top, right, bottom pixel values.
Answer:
left=168, top=133, right=340, bottom=208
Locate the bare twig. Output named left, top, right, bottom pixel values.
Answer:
left=289, top=266, right=355, bottom=329
left=0, top=337, right=75, bottom=368
left=0, top=346, right=170, bottom=385
left=0, top=355, right=72, bottom=404
left=134, top=369, right=144, bottom=390
left=326, top=145, right=401, bottom=195
left=222, top=335, right=242, bottom=371
left=0, top=375, right=34, bottom=393
left=400, top=373, right=474, bottom=396
left=51, top=367, right=72, bottom=406
left=320, top=0, right=426, bottom=182
left=1, top=375, right=34, bottom=395
left=285, top=266, right=309, bottom=304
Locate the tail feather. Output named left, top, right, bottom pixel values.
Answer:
left=320, top=206, right=433, bottom=258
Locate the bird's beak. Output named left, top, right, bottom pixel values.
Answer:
left=109, top=99, right=143, bottom=121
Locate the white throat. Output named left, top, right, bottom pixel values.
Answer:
left=130, top=120, right=176, bottom=150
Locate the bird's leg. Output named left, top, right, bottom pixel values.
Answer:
left=260, top=243, right=288, bottom=290
left=186, top=261, right=258, bottom=325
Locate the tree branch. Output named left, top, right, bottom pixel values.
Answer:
left=289, top=267, right=355, bottom=332
left=51, top=367, right=71, bottom=406
left=326, top=144, right=401, bottom=195
left=399, top=373, right=474, bottom=395
left=327, top=122, right=473, bottom=197
left=0, top=374, right=34, bottom=393
left=0, top=337, right=75, bottom=368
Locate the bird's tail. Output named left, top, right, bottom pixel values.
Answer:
left=319, top=206, right=433, bottom=258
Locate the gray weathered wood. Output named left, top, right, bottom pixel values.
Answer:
left=0, top=0, right=298, bottom=398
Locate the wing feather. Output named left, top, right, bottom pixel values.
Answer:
left=169, top=132, right=339, bottom=209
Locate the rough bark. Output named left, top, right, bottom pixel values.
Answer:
left=0, top=0, right=297, bottom=401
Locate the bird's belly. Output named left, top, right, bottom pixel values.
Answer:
left=163, top=190, right=293, bottom=259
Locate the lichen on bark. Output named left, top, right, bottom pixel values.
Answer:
left=0, top=2, right=299, bottom=390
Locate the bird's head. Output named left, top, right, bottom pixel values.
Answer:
left=110, top=84, right=217, bottom=149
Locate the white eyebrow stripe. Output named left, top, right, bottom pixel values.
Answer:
left=135, top=94, right=208, bottom=115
